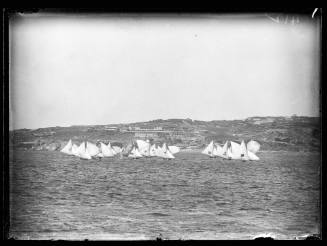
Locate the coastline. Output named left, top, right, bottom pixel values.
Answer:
left=179, top=149, right=320, bottom=153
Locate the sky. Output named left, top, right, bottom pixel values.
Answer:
left=9, top=14, right=321, bottom=130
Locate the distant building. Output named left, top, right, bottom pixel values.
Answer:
left=134, top=132, right=159, bottom=139
left=253, top=118, right=275, bottom=125
left=104, top=126, right=119, bottom=131
left=32, top=131, right=55, bottom=137
left=125, top=126, right=167, bottom=133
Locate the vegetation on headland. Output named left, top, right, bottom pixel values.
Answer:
left=9, top=116, right=320, bottom=152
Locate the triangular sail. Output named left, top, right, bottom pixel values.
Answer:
left=136, top=140, right=150, bottom=157
left=107, top=142, right=117, bottom=155
left=86, top=141, right=100, bottom=157
left=150, top=144, right=157, bottom=156
left=230, top=141, right=242, bottom=159
left=101, top=142, right=116, bottom=157
left=240, top=140, right=249, bottom=160
left=134, top=147, right=143, bottom=158
left=128, top=147, right=142, bottom=158
left=202, top=141, right=214, bottom=156
left=77, top=142, right=92, bottom=160
left=156, top=143, right=175, bottom=159
left=166, top=150, right=175, bottom=159
left=247, top=150, right=260, bottom=161
left=168, top=146, right=180, bottom=154
left=213, top=143, right=228, bottom=159
left=226, top=147, right=233, bottom=159
left=61, top=139, right=73, bottom=155
left=221, top=141, right=228, bottom=155
left=71, top=144, right=79, bottom=156
left=212, top=144, right=220, bottom=156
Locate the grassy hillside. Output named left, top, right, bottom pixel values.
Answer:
left=9, top=116, right=320, bottom=152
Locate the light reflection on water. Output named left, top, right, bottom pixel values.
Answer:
left=9, top=150, right=320, bottom=240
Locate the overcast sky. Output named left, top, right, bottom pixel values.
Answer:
left=9, top=14, right=320, bottom=130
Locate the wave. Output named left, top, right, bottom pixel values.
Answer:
left=148, top=212, right=170, bottom=217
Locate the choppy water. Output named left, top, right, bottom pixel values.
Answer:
left=9, top=150, right=320, bottom=240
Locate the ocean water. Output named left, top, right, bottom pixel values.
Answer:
left=9, top=150, right=320, bottom=240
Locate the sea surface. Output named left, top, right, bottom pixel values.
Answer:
left=9, top=150, right=320, bottom=240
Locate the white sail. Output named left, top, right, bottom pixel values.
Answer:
left=226, top=147, right=233, bottom=159
left=155, top=144, right=164, bottom=158
left=220, top=141, right=229, bottom=158
left=96, top=152, right=104, bottom=158
left=248, top=150, right=260, bottom=161
left=86, top=141, right=100, bottom=157
left=221, top=141, right=228, bottom=155
left=212, top=145, right=220, bottom=156
left=76, top=142, right=85, bottom=155
left=60, top=139, right=73, bottom=155
left=149, top=144, right=158, bottom=157
left=95, top=144, right=104, bottom=158
left=230, top=141, right=242, bottom=159
left=128, top=147, right=143, bottom=158
left=136, top=140, right=150, bottom=157
left=77, top=142, right=92, bottom=160
left=128, top=148, right=136, bottom=158
left=247, top=140, right=261, bottom=154
left=168, top=145, right=180, bottom=154
left=134, top=147, right=143, bottom=158
left=202, top=141, right=214, bottom=156
left=101, top=142, right=116, bottom=157
left=156, top=143, right=175, bottom=159
left=107, top=142, right=117, bottom=155
left=240, top=140, right=249, bottom=161
left=213, top=143, right=228, bottom=159
left=166, top=150, right=175, bottom=159
left=71, top=144, right=79, bottom=156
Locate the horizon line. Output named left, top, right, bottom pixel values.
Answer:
left=10, top=114, right=320, bottom=131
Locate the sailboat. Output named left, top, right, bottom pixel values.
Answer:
left=168, top=145, right=180, bottom=154
left=71, top=144, right=79, bottom=156
left=247, top=140, right=261, bottom=154
left=149, top=144, right=158, bottom=157
left=240, top=140, right=250, bottom=161
left=128, top=146, right=143, bottom=159
left=122, top=143, right=133, bottom=157
left=76, top=142, right=92, bottom=160
left=229, top=141, right=242, bottom=160
left=60, top=139, right=74, bottom=155
left=226, top=146, right=233, bottom=159
left=136, top=139, right=151, bottom=157
left=213, top=143, right=229, bottom=159
left=100, top=142, right=116, bottom=157
left=156, top=143, right=175, bottom=159
left=202, top=141, right=215, bottom=158
left=107, top=142, right=117, bottom=155
left=86, top=141, right=100, bottom=158
left=220, top=141, right=229, bottom=159
left=247, top=140, right=260, bottom=161
left=212, top=144, right=220, bottom=157
left=247, top=150, right=260, bottom=161
left=96, top=151, right=105, bottom=158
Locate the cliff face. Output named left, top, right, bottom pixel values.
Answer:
left=9, top=116, right=321, bottom=152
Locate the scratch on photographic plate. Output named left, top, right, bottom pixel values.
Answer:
left=312, top=8, right=318, bottom=19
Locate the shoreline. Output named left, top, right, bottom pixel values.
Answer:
left=179, top=149, right=320, bottom=153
